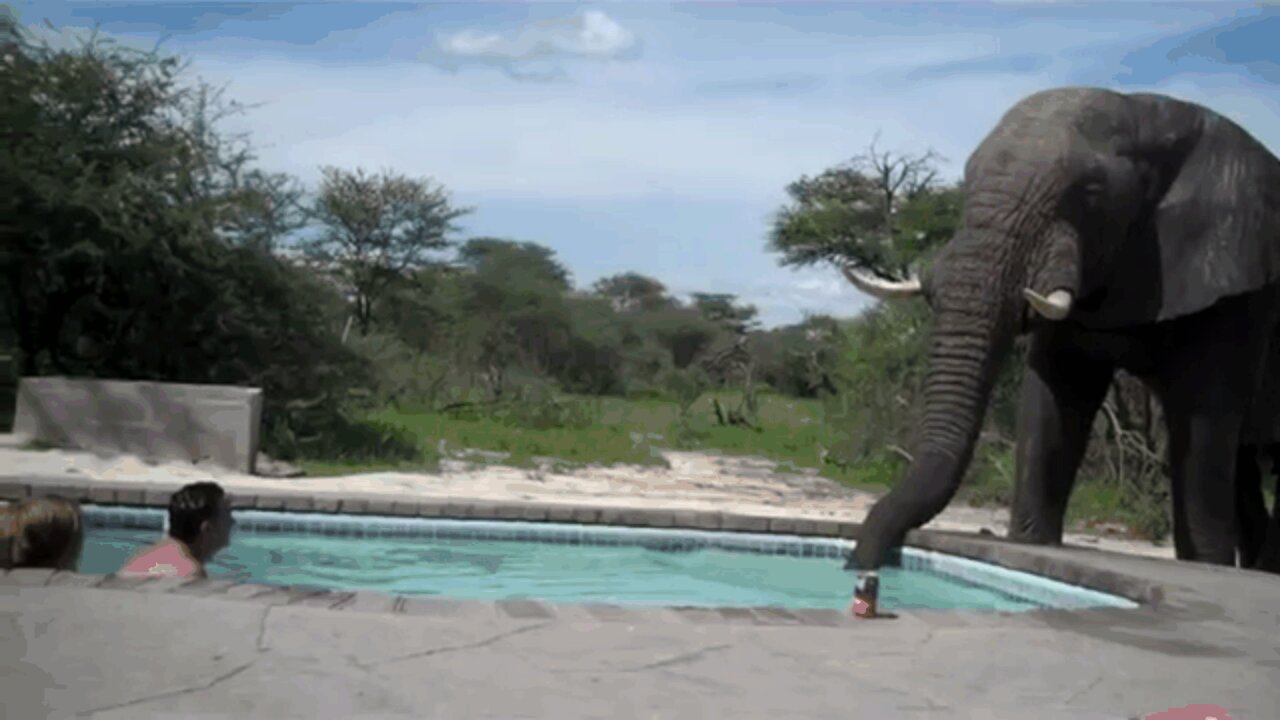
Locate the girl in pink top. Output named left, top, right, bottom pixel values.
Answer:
left=120, top=482, right=234, bottom=578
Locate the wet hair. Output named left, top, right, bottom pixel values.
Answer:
left=7, top=496, right=84, bottom=570
left=168, top=482, right=227, bottom=546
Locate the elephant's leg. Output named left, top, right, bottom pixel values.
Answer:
left=1160, top=290, right=1280, bottom=565
left=1255, top=450, right=1280, bottom=573
left=1234, top=444, right=1268, bottom=568
left=1008, top=329, right=1114, bottom=545
left=1164, top=411, right=1243, bottom=564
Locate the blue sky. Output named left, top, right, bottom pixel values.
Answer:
left=10, top=1, right=1280, bottom=327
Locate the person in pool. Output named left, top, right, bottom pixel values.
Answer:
left=120, top=481, right=235, bottom=578
left=2, top=495, right=85, bottom=570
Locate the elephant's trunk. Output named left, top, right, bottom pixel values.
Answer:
left=850, top=249, right=1019, bottom=574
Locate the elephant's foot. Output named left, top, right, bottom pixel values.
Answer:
left=1005, top=523, right=1065, bottom=546
left=1253, top=538, right=1280, bottom=575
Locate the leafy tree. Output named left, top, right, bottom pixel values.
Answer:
left=690, top=293, right=759, bottom=335
left=376, top=264, right=460, bottom=357
left=0, top=17, right=398, bottom=460
left=306, top=166, right=470, bottom=336
left=766, top=138, right=961, bottom=474
left=752, top=314, right=842, bottom=398
left=222, top=168, right=308, bottom=253
left=554, top=296, right=628, bottom=395
left=638, top=306, right=720, bottom=370
left=451, top=239, right=573, bottom=398
left=457, top=237, right=571, bottom=291
left=592, top=272, right=674, bottom=312
left=768, top=138, right=958, bottom=281
left=1, top=20, right=210, bottom=375
left=819, top=301, right=932, bottom=472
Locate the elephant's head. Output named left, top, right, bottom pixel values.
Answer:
left=847, top=86, right=1280, bottom=573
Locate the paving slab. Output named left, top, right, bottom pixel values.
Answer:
left=2, top=541, right=1279, bottom=720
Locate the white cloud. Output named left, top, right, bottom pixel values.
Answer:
left=189, top=56, right=1054, bottom=206
left=433, top=10, right=638, bottom=72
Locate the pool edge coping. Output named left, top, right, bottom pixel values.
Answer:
left=0, top=475, right=1167, bottom=612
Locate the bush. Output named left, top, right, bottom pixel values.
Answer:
left=345, top=331, right=451, bottom=410
left=820, top=301, right=931, bottom=467
left=661, top=366, right=710, bottom=416
left=266, top=405, right=428, bottom=465
left=438, top=377, right=601, bottom=432
left=494, top=382, right=600, bottom=431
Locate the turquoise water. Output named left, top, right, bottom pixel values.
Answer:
left=80, top=523, right=1049, bottom=611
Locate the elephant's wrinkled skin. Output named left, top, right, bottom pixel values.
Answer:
left=843, top=87, right=1280, bottom=576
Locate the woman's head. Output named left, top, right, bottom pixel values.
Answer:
left=8, top=496, right=84, bottom=570
left=168, top=482, right=233, bottom=560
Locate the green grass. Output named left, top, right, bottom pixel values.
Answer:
left=298, top=390, right=883, bottom=489
left=293, top=389, right=1236, bottom=540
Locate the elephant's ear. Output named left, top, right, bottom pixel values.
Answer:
left=1081, top=112, right=1280, bottom=328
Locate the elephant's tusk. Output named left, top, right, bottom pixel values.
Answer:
left=1023, top=287, right=1073, bottom=320
left=841, top=264, right=923, bottom=299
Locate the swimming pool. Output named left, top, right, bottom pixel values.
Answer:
left=79, top=505, right=1138, bottom=612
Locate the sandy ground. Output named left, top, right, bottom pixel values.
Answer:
left=0, top=434, right=1176, bottom=560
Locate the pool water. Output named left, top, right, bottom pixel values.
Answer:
left=81, top=525, right=1046, bottom=611
left=74, top=506, right=1139, bottom=612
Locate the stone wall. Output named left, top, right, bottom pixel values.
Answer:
left=12, top=376, right=263, bottom=474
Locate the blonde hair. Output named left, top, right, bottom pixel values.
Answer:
left=7, top=496, right=84, bottom=570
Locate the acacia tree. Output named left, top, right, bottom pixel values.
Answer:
left=178, top=84, right=297, bottom=248
left=306, top=166, right=470, bottom=336
left=691, top=293, right=759, bottom=336
left=592, top=273, right=674, bottom=313
left=768, top=138, right=961, bottom=282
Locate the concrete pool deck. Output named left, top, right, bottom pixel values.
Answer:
left=4, top=537, right=1279, bottom=719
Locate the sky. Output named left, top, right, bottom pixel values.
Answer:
left=8, top=0, right=1280, bottom=328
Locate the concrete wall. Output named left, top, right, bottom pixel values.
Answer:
left=12, top=377, right=264, bottom=474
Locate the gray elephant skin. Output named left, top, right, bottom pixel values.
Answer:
left=842, top=86, right=1280, bottom=576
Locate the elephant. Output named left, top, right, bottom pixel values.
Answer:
left=1235, top=444, right=1276, bottom=568
left=1235, top=328, right=1280, bottom=572
left=838, top=86, right=1280, bottom=609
